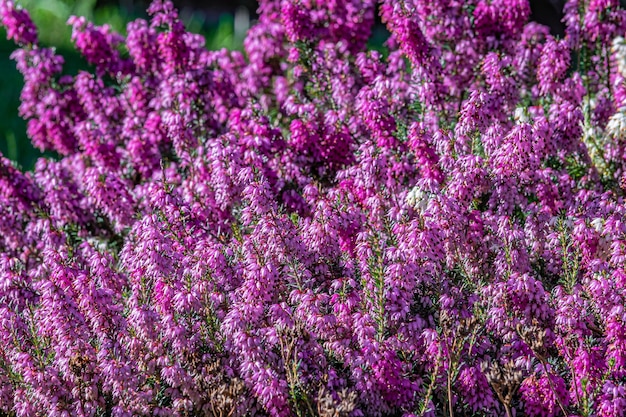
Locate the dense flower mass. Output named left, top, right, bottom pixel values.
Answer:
left=1, top=0, right=626, bottom=416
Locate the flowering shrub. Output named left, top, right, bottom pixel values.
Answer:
left=1, top=0, right=626, bottom=416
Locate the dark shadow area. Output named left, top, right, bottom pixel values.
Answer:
left=530, top=0, right=566, bottom=37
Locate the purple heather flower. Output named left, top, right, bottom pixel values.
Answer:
left=0, top=0, right=37, bottom=45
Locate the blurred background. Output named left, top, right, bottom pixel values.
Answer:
left=0, top=0, right=582, bottom=169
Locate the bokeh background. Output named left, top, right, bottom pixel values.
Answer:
left=0, top=0, right=588, bottom=170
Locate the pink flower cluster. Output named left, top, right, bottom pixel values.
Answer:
left=1, top=0, right=626, bottom=416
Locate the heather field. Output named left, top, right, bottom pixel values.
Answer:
left=1, top=1, right=626, bottom=416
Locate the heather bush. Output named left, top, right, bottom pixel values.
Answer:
left=1, top=0, right=626, bottom=416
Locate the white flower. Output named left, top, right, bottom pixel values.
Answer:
left=612, top=36, right=626, bottom=77
left=590, top=217, right=604, bottom=233
left=606, top=108, right=626, bottom=138
left=514, top=107, right=529, bottom=123
left=406, top=186, right=430, bottom=212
